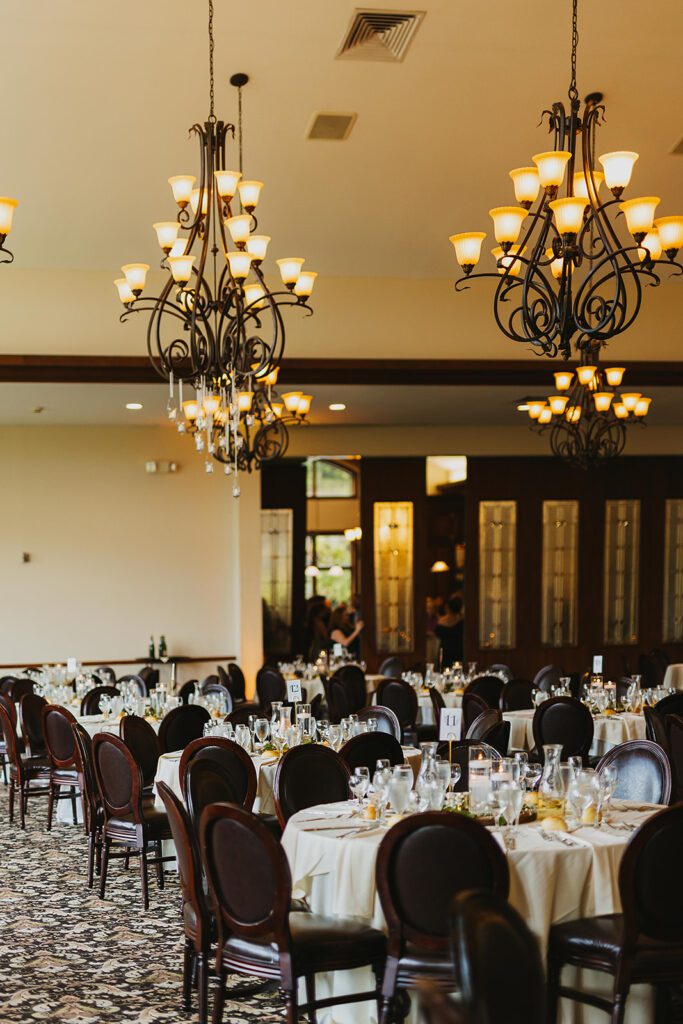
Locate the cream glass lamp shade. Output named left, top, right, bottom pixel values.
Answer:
left=237, top=391, right=254, bottom=412
left=528, top=400, right=547, bottom=420
left=638, top=230, right=662, bottom=263
left=294, top=271, right=318, bottom=297
left=509, top=167, right=541, bottom=206
left=203, top=394, right=220, bottom=416
left=491, top=245, right=526, bottom=277
left=244, top=283, right=266, bottom=309
left=263, top=367, right=279, bottom=386
left=489, top=207, right=528, bottom=245
left=572, top=170, right=604, bottom=199
left=305, top=565, right=320, bottom=577
left=566, top=405, right=582, bottom=423
left=634, top=397, right=652, bottom=417
left=620, top=393, right=641, bottom=412
left=554, top=370, right=574, bottom=391
left=593, top=392, right=614, bottom=412
left=654, top=216, right=683, bottom=253
left=270, top=402, right=284, bottom=419
left=0, top=197, right=18, bottom=235
left=169, top=237, right=187, bottom=258
left=598, top=152, right=639, bottom=192
left=576, top=364, right=597, bottom=386
left=121, top=263, right=149, bottom=294
left=238, top=180, right=264, bottom=211
left=545, top=248, right=565, bottom=280
left=246, top=234, right=270, bottom=263
left=538, top=407, right=553, bottom=425
left=114, top=278, right=135, bottom=304
left=549, top=196, right=589, bottom=235
left=296, top=394, right=313, bottom=415
left=277, top=257, right=305, bottom=286
left=214, top=169, right=241, bottom=199
left=604, top=367, right=626, bottom=387
left=226, top=251, right=253, bottom=279
left=449, top=232, right=486, bottom=268
left=548, top=394, right=570, bottom=415
left=183, top=399, right=200, bottom=420
left=532, top=151, right=571, bottom=188
left=167, top=254, right=195, bottom=284
left=152, top=221, right=181, bottom=253
left=190, top=188, right=209, bottom=217
left=168, top=175, right=196, bottom=207
left=613, top=403, right=629, bottom=419
left=282, top=391, right=303, bottom=413
left=430, top=560, right=450, bottom=573
left=619, top=197, right=660, bottom=237
left=226, top=214, right=252, bottom=245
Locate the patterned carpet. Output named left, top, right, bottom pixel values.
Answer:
left=0, top=786, right=283, bottom=1024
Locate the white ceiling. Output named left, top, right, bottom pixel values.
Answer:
left=3, top=0, right=683, bottom=281
left=2, top=381, right=681, bottom=429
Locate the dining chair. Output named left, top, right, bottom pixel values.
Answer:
left=379, top=656, right=404, bottom=678
left=532, top=664, right=565, bottom=693
left=178, top=680, right=199, bottom=704
left=532, top=696, right=594, bottom=763
left=223, top=701, right=260, bottom=728
left=435, top=740, right=502, bottom=793
left=451, top=890, right=546, bottom=1024
left=329, top=665, right=366, bottom=716
left=42, top=704, right=82, bottom=828
left=0, top=675, right=20, bottom=697
left=96, top=666, right=117, bottom=684
left=375, top=812, right=509, bottom=1024
left=0, top=702, right=50, bottom=827
left=71, top=722, right=103, bottom=888
left=92, top=733, right=174, bottom=910
left=340, top=732, right=405, bottom=774
left=0, top=694, right=17, bottom=783
left=376, top=677, right=437, bottom=744
left=200, top=802, right=386, bottom=1024
left=488, top=663, right=514, bottom=682
left=429, top=687, right=445, bottom=726
left=80, top=685, right=120, bottom=716
left=596, top=739, right=672, bottom=805
left=19, top=692, right=48, bottom=757
left=500, top=678, right=534, bottom=711
left=117, top=673, right=148, bottom=697
left=547, top=802, right=683, bottom=1024
left=653, top=692, right=683, bottom=720
left=158, top=704, right=211, bottom=753
left=463, top=676, right=504, bottom=710
left=156, top=781, right=213, bottom=1024
left=664, top=714, right=683, bottom=803
left=200, top=674, right=220, bottom=692
left=462, top=691, right=489, bottom=733
left=357, top=705, right=401, bottom=741
left=180, top=736, right=257, bottom=826
left=138, top=666, right=159, bottom=691
left=119, top=714, right=162, bottom=789
left=273, top=744, right=350, bottom=827
left=226, top=662, right=247, bottom=702
left=256, top=666, right=287, bottom=714
left=7, top=677, right=35, bottom=703
left=644, top=705, right=669, bottom=748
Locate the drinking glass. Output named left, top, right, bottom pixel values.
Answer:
left=285, top=725, right=302, bottom=749
left=318, top=720, right=329, bottom=742
left=598, top=764, right=618, bottom=825
left=524, top=762, right=542, bottom=792
left=99, top=695, right=112, bottom=720
left=327, top=724, right=343, bottom=751
left=366, top=717, right=378, bottom=732
left=388, top=769, right=412, bottom=815
left=567, top=755, right=583, bottom=775
left=434, top=758, right=451, bottom=794
left=349, top=766, right=370, bottom=809
left=254, top=718, right=270, bottom=746
left=376, top=758, right=391, bottom=775
left=449, top=763, right=462, bottom=791
left=514, top=751, right=529, bottom=776
left=235, top=724, right=251, bottom=751
left=248, top=714, right=258, bottom=737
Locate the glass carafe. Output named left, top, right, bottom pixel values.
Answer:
left=538, top=744, right=565, bottom=820
left=419, top=742, right=438, bottom=774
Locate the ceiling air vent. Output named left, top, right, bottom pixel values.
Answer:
left=307, top=112, right=358, bottom=141
left=336, top=9, right=425, bottom=63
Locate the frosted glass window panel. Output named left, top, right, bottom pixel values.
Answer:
left=603, top=500, right=640, bottom=645
left=478, top=501, right=516, bottom=649
left=541, top=501, right=579, bottom=647
left=663, top=500, right=683, bottom=642
left=374, top=502, right=414, bottom=653
left=261, top=509, right=293, bottom=627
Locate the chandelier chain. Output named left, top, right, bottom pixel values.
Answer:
left=208, top=0, right=216, bottom=122
left=568, top=0, right=579, bottom=102
left=237, top=81, right=244, bottom=174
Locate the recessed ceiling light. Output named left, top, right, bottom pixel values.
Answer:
left=329, top=403, right=346, bottom=411
left=126, top=402, right=143, bottom=410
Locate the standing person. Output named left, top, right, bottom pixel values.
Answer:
left=434, top=596, right=464, bottom=669
left=305, top=598, right=330, bottom=662
left=347, top=593, right=363, bottom=661
left=329, top=606, right=364, bottom=652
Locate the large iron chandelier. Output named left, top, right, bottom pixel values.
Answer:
left=0, top=196, right=18, bottom=264
left=449, top=0, right=683, bottom=359
left=113, top=0, right=315, bottom=493
left=521, top=356, right=651, bottom=468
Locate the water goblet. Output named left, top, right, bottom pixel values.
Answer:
left=349, top=766, right=370, bottom=809
left=254, top=718, right=270, bottom=748
left=327, top=724, right=343, bottom=751
left=366, top=718, right=378, bottom=732
left=235, top=724, right=251, bottom=752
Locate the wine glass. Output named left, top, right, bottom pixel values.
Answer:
left=366, top=717, right=378, bottom=732
left=254, top=718, right=270, bottom=748
left=598, top=764, right=618, bottom=826
left=349, top=766, right=370, bottom=809
left=235, top=724, right=251, bottom=751
left=449, top=763, right=462, bottom=792
left=327, top=725, right=343, bottom=751
left=524, top=762, right=542, bottom=792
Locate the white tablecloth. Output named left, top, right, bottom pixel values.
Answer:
left=282, top=800, right=659, bottom=1024
left=663, top=664, right=683, bottom=691
left=503, top=710, right=646, bottom=757
left=285, top=674, right=385, bottom=707
left=418, top=691, right=462, bottom=727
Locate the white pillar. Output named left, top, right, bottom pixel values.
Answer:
left=232, top=470, right=263, bottom=697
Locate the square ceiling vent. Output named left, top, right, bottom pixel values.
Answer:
left=307, top=112, right=358, bottom=141
left=336, top=9, right=425, bottom=63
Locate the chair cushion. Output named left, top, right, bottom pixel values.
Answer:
left=106, top=803, right=172, bottom=840
left=550, top=913, right=683, bottom=978
left=397, top=943, right=455, bottom=979
left=51, top=768, right=80, bottom=785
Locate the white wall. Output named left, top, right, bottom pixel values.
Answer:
left=0, top=425, right=261, bottom=684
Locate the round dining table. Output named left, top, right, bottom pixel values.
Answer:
left=281, top=799, right=660, bottom=1024
left=503, top=709, right=647, bottom=757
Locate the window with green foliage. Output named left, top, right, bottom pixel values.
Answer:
left=306, top=459, right=357, bottom=499
left=305, top=533, right=353, bottom=605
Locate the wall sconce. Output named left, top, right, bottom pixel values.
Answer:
left=431, top=560, right=450, bottom=573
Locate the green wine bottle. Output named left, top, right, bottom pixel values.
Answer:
left=159, top=635, right=168, bottom=659
left=148, top=635, right=155, bottom=659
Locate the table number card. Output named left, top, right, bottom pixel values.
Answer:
left=66, top=657, right=78, bottom=676
left=592, top=655, right=603, bottom=674
left=287, top=679, right=302, bottom=703
left=439, top=707, right=462, bottom=742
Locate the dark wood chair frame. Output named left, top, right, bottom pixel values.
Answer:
left=72, top=722, right=104, bottom=888
left=42, top=704, right=82, bottom=829
left=179, top=736, right=258, bottom=813
left=0, top=703, right=50, bottom=828
left=532, top=696, right=594, bottom=764
left=273, top=744, right=351, bottom=827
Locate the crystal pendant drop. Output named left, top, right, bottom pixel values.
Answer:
left=204, top=460, right=214, bottom=474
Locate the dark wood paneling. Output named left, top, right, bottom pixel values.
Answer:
left=360, top=457, right=428, bottom=672
left=261, top=459, right=307, bottom=659
left=465, top=456, right=683, bottom=681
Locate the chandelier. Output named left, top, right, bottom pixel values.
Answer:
left=449, top=0, right=683, bottom=359
left=521, top=357, right=651, bottom=468
left=0, top=196, right=18, bottom=264
left=113, top=0, right=315, bottom=493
